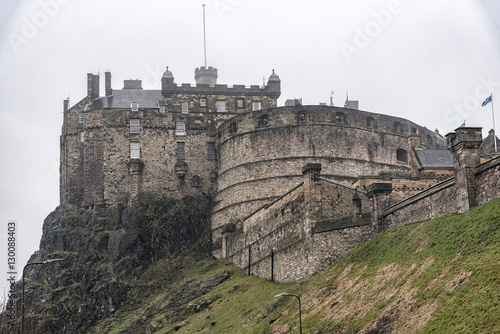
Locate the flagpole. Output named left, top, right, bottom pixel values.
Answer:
left=492, top=94, right=497, bottom=153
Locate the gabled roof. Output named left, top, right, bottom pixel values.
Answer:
left=414, top=148, right=454, bottom=169
left=84, top=90, right=163, bottom=111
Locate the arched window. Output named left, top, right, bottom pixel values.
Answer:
left=191, top=175, right=202, bottom=187
left=396, top=149, right=408, bottom=163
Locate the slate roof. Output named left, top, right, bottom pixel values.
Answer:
left=84, top=90, right=163, bottom=111
left=414, top=148, right=454, bottom=168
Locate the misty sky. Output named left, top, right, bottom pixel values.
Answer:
left=1, top=0, right=500, bottom=295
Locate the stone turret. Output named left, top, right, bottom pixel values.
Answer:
left=267, top=69, right=281, bottom=99
left=161, top=66, right=175, bottom=96
left=195, top=66, right=218, bottom=87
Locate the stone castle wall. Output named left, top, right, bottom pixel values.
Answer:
left=213, top=106, right=445, bottom=257
left=223, top=129, right=499, bottom=283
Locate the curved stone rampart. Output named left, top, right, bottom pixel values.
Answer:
left=213, top=106, right=444, bottom=246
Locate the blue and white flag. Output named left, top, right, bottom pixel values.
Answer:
left=482, top=94, right=492, bottom=107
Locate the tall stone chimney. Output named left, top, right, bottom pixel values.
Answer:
left=105, top=71, right=112, bottom=96
left=87, top=73, right=100, bottom=100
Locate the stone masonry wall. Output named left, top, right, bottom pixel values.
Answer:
left=213, top=106, right=444, bottom=256
left=475, top=156, right=500, bottom=205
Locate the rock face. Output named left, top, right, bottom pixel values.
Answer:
left=1, top=194, right=211, bottom=334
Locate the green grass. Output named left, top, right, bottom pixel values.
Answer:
left=93, top=198, right=500, bottom=333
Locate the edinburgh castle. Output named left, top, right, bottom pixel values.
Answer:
left=60, top=66, right=500, bottom=283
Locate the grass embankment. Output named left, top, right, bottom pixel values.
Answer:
left=94, top=198, right=500, bottom=333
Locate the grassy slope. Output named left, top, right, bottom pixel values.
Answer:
left=94, top=198, right=500, bottom=333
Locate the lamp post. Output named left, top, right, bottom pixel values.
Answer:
left=274, top=292, right=302, bottom=334
left=22, top=258, right=64, bottom=334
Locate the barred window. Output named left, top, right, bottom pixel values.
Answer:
left=79, top=113, right=83, bottom=123
left=130, top=119, right=140, bottom=133
left=176, top=142, right=185, bottom=159
left=130, top=142, right=140, bottom=159
left=207, top=142, right=216, bottom=160
left=181, top=103, right=189, bottom=114
left=79, top=132, right=84, bottom=143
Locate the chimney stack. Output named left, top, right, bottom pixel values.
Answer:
left=105, top=71, right=112, bottom=96
left=87, top=73, right=100, bottom=100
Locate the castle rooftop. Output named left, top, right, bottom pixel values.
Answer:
left=84, top=90, right=163, bottom=111
left=414, top=148, right=454, bottom=169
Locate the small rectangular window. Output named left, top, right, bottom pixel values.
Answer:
left=79, top=132, right=84, bottom=143
left=207, top=142, right=216, bottom=160
left=131, top=101, right=139, bottom=111
left=252, top=101, right=261, bottom=111
left=73, top=151, right=79, bottom=159
left=216, top=101, right=226, bottom=113
left=176, top=142, right=185, bottom=159
left=176, top=122, right=186, bottom=136
left=159, top=105, right=166, bottom=113
left=236, top=98, right=244, bottom=108
left=79, top=113, right=84, bottom=123
left=88, top=146, right=95, bottom=161
left=181, top=102, right=189, bottom=114
left=130, top=142, right=140, bottom=159
left=89, top=131, right=94, bottom=138
left=199, top=98, right=207, bottom=107
left=130, top=119, right=140, bottom=133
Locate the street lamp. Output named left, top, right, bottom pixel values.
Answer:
left=22, top=258, right=64, bottom=334
left=274, top=292, right=302, bottom=334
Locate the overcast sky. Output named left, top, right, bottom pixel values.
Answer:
left=1, top=0, right=500, bottom=295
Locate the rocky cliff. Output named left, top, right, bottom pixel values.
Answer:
left=1, top=194, right=212, bottom=333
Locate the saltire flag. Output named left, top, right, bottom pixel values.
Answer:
left=344, top=91, right=349, bottom=107
left=482, top=94, right=492, bottom=107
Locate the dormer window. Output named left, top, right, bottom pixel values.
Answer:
left=131, top=101, right=139, bottom=111
left=181, top=102, right=189, bottom=114
left=159, top=105, right=165, bottom=113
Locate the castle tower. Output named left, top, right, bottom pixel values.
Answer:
left=194, top=66, right=218, bottom=86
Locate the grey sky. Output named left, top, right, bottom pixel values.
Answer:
left=1, top=0, right=499, bottom=295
